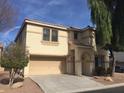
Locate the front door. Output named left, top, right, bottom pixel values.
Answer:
left=81, top=52, right=91, bottom=76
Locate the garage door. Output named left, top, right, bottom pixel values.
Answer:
left=29, top=56, right=66, bottom=75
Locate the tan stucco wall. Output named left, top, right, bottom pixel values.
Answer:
left=68, top=30, right=96, bottom=51
left=68, top=31, right=75, bottom=41
left=78, top=30, right=96, bottom=47
left=66, top=50, right=75, bottom=75
left=26, top=24, right=68, bottom=56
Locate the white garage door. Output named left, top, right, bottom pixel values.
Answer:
left=29, top=56, right=66, bottom=75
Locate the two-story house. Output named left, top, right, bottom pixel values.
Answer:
left=15, top=19, right=96, bottom=76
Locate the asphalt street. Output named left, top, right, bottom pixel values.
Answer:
left=78, top=85, right=124, bottom=93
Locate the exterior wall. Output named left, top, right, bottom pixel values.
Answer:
left=68, top=31, right=74, bottom=41
left=68, top=31, right=75, bottom=50
left=68, top=30, right=96, bottom=51
left=78, top=31, right=90, bottom=45
left=66, top=50, right=75, bottom=74
left=79, top=30, right=96, bottom=51
left=26, top=24, right=68, bottom=56
left=91, top=31, right=96, bottom=50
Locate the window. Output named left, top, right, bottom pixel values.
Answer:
left=52, top=30, right=58, bottom=42
left=74, top=32, right=78, bottom=40
left=43, top=28, right=50, bottom=41
left=42, top=28, right=58, bottom=42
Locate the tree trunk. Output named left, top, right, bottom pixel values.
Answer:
left=108, top=47, right=115, bottom=76
left=9, top=68, right=16, bottom=86
left=9, top=69, right=13, bottom=86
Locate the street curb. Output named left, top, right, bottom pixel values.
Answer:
left=62, top=83, right=124, bottom=93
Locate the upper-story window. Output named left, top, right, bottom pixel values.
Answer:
left=43, top=28, right=50, bottom=41
left=74, top=32, right=78, bottom=40
left=43, top=28, right=58, bottom=42
left=52, top=29, right=58, bottom=42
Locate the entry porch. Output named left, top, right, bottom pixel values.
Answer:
left=66, top=45, right=95, bottom=76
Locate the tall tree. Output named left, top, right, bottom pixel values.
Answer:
left=88, top=0, right=124, bottom=76
left=111, top=0, right=124, bottom=51
left=88, top=0, right=112, bottom=47
left=0, top=0, right=17, bottom=31
left=88, top=0, right=124, bottom=50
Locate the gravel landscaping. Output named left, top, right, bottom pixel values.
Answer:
left=92, top=73, right=124, bottom=85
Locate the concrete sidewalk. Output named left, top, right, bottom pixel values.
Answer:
left=30, top=74, right=104, bottom=93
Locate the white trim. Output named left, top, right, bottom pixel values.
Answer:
left=25, top=19, right=68, bottom=30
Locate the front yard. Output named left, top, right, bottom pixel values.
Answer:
left=0, top=71, right=44, bottom=93
left=0, top=71, right=124, bottom=93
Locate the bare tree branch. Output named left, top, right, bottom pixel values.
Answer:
left=0, top=0, right=17, bottom=32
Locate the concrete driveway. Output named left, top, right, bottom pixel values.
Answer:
left=30, top=75, right=104, bottom=93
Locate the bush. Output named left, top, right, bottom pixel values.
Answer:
left=96, top=66, right=106, bottom=76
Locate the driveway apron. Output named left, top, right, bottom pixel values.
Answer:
left=30, top=75, right=104, bottom=93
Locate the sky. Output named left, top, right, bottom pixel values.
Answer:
left=0, top=0, right=92, bottom=45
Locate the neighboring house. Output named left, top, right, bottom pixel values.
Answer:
left=114, top=52, right=124, bottom=66
left=0, top=43, right=4, bottom=71
left=0, top=43, right=3, bottom=58
left=15, top=19, right=96, bottom=76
